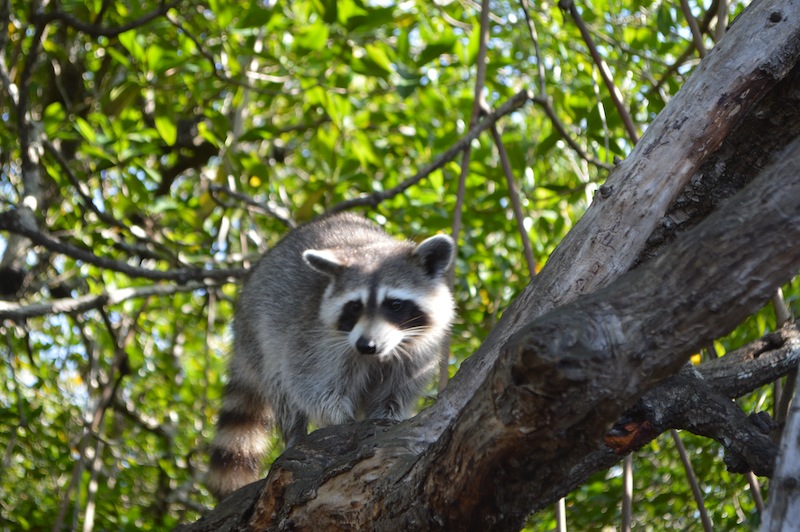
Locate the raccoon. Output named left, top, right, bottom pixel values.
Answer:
left=207, top=212, right=455, bottom=499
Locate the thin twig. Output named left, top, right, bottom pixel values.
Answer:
left=671, top=429, right=713, bottom=531
left=42, top=139, right=186, bottom=264
left=745, top=471, right=765, bottom=514
left=648, top=0, right=718, bottom=98
left=31, top=0, right=182, bottom=38
left=621, top=454, right=633, bottom=532
left=0, top=0, right=18, bottom=108
left=560, top=0, right=639, bottom=142
left=209, top=184, right=295, bottom=228
left=680, top=0, right=708, bottom=57
left=490, top=121, right=537, bottom=278
left=441, top=0, right=493, bottom=394
left=773, top=288, right=795, bottom=425
left=533, top=96, right=612, bottom=170
left=18, top=18, right=46, bottom=210
left=81, top=438, right=106, bottom=532
left=53, top=307, right=135, bottom=532
left=0, top=209, right=245, bottom=282
left=165, top=12, right=284, bottom=97
left=519, top=2, right=611, bottom=170
left=715, top=0, right=729, bottom=41
left=328, top=89, right=532, bottom=214
left=555, top=497, right=567, bottom=532
left=519, top=0, right=546, bottom=96
left=0, top=280, right=218, bottom=321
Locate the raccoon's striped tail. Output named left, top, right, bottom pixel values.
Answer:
left=207, top=381, right=272, bottom=500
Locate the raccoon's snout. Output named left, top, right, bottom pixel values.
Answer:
left=356, top=336, right=378, bottom=355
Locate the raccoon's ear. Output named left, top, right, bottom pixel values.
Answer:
left=303, top=249, right=345, bottom=277
left=413, top=234, right=455, bottom=279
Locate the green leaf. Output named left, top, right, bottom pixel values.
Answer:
left=295, top=20, right=329, bottom=51
left=364, top=44, right=393, bottom=75
left=238, top=3, right=276, bottom=28
left=117, top=30, right=145, bottom=64
left=43, top=102, right=66, bottom=136
left=106, top=81, right=141, bottom=118
left=337, top=0, right=368, bottom=26
left=154, top=102, right=177, bottom=146
left=74, top=117, right=96, bottom=143
left=417, top=34, right=457, bottom=67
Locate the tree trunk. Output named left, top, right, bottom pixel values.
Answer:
left=761, top=366, right=800, bottom=530
left=182, top=1, right=800, bottom=529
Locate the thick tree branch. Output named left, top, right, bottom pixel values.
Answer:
left=442, top=0, right=800, bottom=414
left=699, top=321, right=800, bottom=398
left=540, top=320, right=800, bottom=515
left=409, top=136, right=800, bottom=528
left=762, top=365, right=800, bottom=530
left=637, top=61, right=800, bottom=265
left=611, top=366, right=779, bottom=476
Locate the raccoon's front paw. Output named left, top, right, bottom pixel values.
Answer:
left=322, top=399, right=357, bottom=426
left=368, top=399, right=406, bottom=421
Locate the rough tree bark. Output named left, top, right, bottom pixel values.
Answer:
left=762, top=361, right=800, bottom=530
left=183, top=1, right=800, bottom=529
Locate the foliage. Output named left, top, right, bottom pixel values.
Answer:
left=0, top=0, right=793, bottom=530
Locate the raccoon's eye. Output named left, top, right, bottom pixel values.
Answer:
left=344, top=300, right=363, bottom=314
left=337, top=300, right=363, bottom=332
left=386, top=298, right=405, bottom=313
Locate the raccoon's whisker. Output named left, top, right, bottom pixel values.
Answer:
left=394, top=344, right=416, bottom=362
left=398, top=317, right=431, bottom=329
left=400, top=326, right=430, bottom=341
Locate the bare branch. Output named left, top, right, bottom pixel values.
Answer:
left=489, top=119, right=537, bottom=278
left=761, top=366, right=800, bottom=530
left=531, top=95, right=613, bottom=170
left=0, top=281, right=218, bottom=321
left=610, top=365, right=780, bottom=477
left=31, top=0, right=182, bottom=38
left=669, top=429, right=713, bottom=531
left=54, top=305, right=140, bottom=532
left=441, top=0, right=493, bottom=393
left=559, top=0, right=639, bottom=142
left=519, top=0, right=547, bottom=96
left=517, top=2, right=613, bottom=170
left=648, top=0, right=719, bottom=98
left=328, top=89, right=532, bottom=214
left=208, top=184, right=295, bottom=229
left=680, top=0, right=709, bottom=57
left=698, top=321, right=800, bottom=399
left=0, top=209, right=244, bottom=283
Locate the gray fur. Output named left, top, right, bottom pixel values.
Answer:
left=208, top=213, right=455, bottom=498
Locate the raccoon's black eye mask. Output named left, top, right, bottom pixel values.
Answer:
left=381, top=298, right=427, bottom=329
left=338, top=300, right=364, bottom=332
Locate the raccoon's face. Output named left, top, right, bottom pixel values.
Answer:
left=303, top=234, right=455, bottom=360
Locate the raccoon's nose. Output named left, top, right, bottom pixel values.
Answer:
left=356, top=336, right=378, bottom=355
